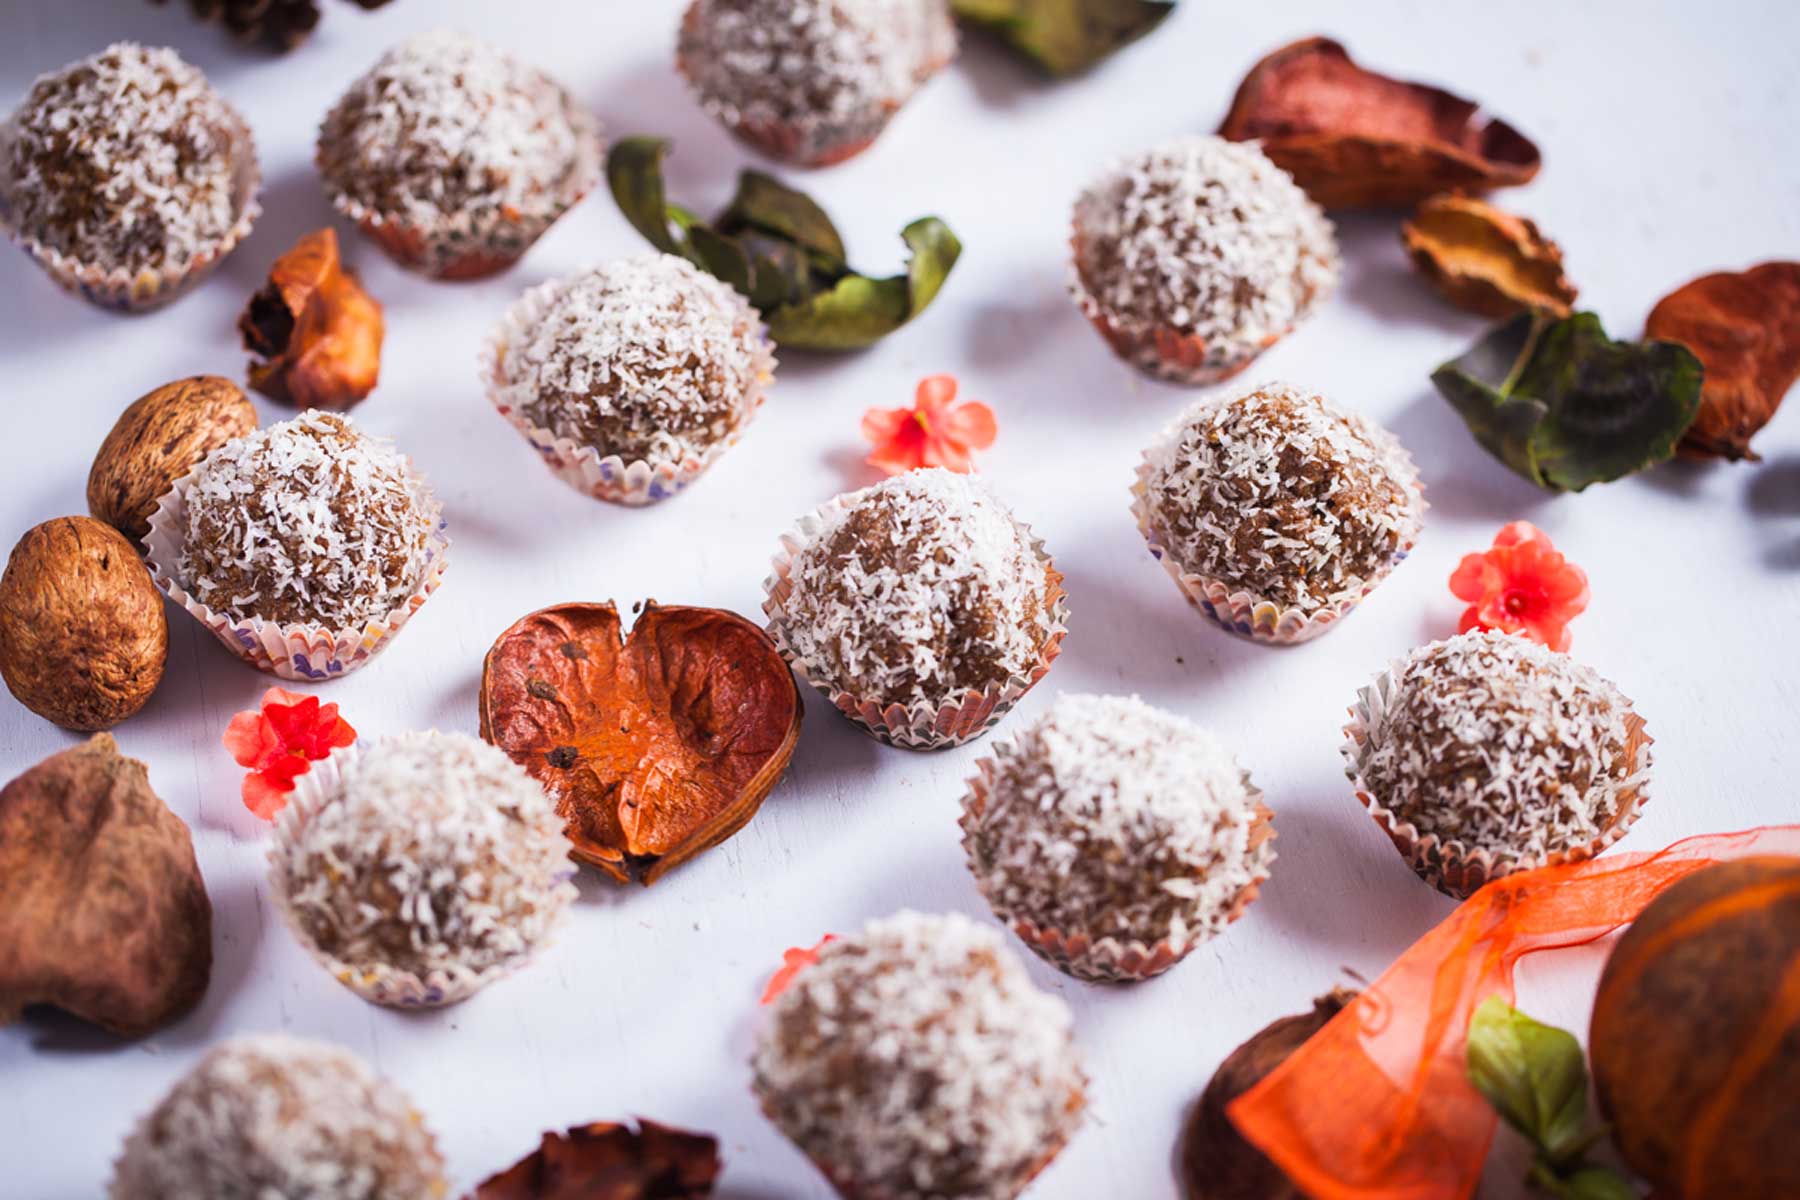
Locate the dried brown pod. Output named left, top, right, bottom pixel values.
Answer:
left=240, top=227, right=384, bottom=410
left=0, top=734, right=211, bottom=1037
left=1401, top=194, right=1576, bottom=318
left=1179, top=988, right=1357, bottom=1200
left=86, top=375, right=258, bottom=543
left=1218, top=37, right=1540, bottom=209
left=472, top=1119, right=721, bottom=1200
left=0, top=517, right=167, bottom=730
left=1644, top=261, right=1800, bottom=461
left=1590, top=857, right=1800, bottom=1199
left=480, top=601, right=803, bottom=886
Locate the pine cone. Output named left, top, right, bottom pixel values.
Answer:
left=147, top=0, right=395, bottom=52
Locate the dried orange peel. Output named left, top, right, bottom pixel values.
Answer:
left=239, top=227, right=384, bottom=410
left=1402, top=194, right=1576, bottom=318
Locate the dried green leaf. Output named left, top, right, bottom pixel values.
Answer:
left=952, top=0, right=1176, bottom=76
left=1467, top=996, right=1591, bottom=1163
left=766, top=218, right=961, bottom=350
left=1431, top=311, right=1702, bottom=492
left=1554, top=1166, right=1640, bottom=1200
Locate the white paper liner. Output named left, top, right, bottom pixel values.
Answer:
left=0, top=106, right=260, bottom=313
left=267, top=747, right=579, bottom=1009
left=1342, top=662, right=1655, bottom=899
left=480, top=274, right=776, bottom=505
left=141, top=450, right=448, bottom=682
left=762, top=489, right=1068, bottom=751
left=1129, top=451, right=1426, bottom=646
left=959, top=759, right=1274, bottom=982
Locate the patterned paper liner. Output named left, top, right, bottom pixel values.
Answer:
left=1129, top=455, right=1426, bottom=646
left=763, top=492, right=1068, bottom=751
left=1341, top=667, right=1655, bottom=899
left=0, top=107, right=260, bottom=312
left=320, top=107, right=603, bottom=280
left=960, top=760, right=1274, bottom=982
left=141, top=457, right=449, bottom=682
left=480, top=275, right=776, bottom=505
left=267, top=748, right=579, bottom=1009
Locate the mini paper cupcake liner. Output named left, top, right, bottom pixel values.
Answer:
left=480, top=276, right=776, bottom=505
left=1342, top=666, right=1655, bottom=899
left=267, top=748, right=579, bottom=1009
left=960, top=760, right=1274, bottom=982
left=141, top=457, right=449, bottom=682
left=1129, top=456, right=1425, bottom=646
left=0, top=108, right=260, bottom=313
left=321, top=108, right=603, bottom=280
left=762, top=492, right=1068, bottom=750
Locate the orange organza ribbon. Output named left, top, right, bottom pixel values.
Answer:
left=1229, top=825, right=1800, bottom=1200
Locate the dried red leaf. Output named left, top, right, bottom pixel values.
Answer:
left=1644, top=261, right=1800, bottom=462
left=479, top=601, right=803, bottom=886
left=1218, top=37, right=1540, bottom=209
left=239, top=227, right=384, bottom=410
left=1402, top=194, right=1576, bottom=318
left=472, top=1119, right=720, bottom=1200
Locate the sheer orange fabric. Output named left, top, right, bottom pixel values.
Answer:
left=1228, top=826, right=1800, bottom=1200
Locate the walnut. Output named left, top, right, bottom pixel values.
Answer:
left=86, top=375, right=258, bottom=543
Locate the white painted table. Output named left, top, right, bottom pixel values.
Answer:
left=3, top=3, right=1797, bottom=1196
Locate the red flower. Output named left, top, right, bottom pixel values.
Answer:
left=861, top=375, right=997, bottom=476
left=1449, top=521, right=1590, bottom=652
left=759, top=935, right=835, bottom=1005
left=222, top=687, right=356, bottom=820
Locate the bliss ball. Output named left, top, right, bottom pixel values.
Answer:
left=1072, top=135, right=1339, bottom=384
left=110, top=1034, right=444, bottom=1199
left=176, top=412, right=439, bottom=630
left=753, top=911, right=1086, bottom=1199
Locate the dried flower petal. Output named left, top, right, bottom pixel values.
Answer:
left=1218, top=37, right=1540, bottom=209
left=221, top=686, right=356, bottom=820
left=862, top=375, right=997, bottom=476
left=473, top=1119, right=720, bottom=1200
left=1402, top=194, right=1576, bottom=318
left=239, top=228, right=384, bottom=410
left=1448, top=522, right=1589, bottom=652
left=759, top=935, right=835, bottom=1005
left=951, top=0, right=1176, bottom=76
left=1644, top=261, right=1800, bottom=462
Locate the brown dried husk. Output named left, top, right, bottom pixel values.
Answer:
left=1180, top=989, right=1358, bottom=1199
left=1590, top=857, right=1800, bottom=1200
left=87, top=375, right=257, bottom=543
left=472, top=1119, right=720, bottom=1199
left=1644, top=261, right=1800, bottom=462
left=480, top=601, right=802, bottom=885
left=1402, top=193, right=1577, bottom=318
left=1218, top=37, right=1541, bottom=209
left=0, top=734, right=211, bottom=1036
left=240, top=227, right=384, bottom=411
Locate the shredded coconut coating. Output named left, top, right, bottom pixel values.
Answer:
left=1357, top=631, right=1640, bottom=866
left=177, top=412, right=439, bottom=630
left=1143, top=381, right=1422, bottom=612
left=110, top=1034, right=443, bottom=1200
left=1072, top=135, right=1338, bottom=359
left=1, top=43, right=246, bottom=274
left=276, top=731, right=574, bottom=981
left=496, top=253, right=768, bottom=463
left=968, top=694, right=1270, bottom=948
left=784, top=469, right=1054, bottom=709
left=753, top=911, right=1085, bottom=1199
left=318, top=30, right=598, bottom=238
left=678, top=0, right=955, bottom=151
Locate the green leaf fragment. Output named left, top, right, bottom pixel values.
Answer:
left=1467, top=995, right=1592, bottom=1164
left=952, top=0, right=1177, bottom=76
left=1431, top=311, right=1703, bottom=492
left=1556, top=1166, right=1641, bottom=1200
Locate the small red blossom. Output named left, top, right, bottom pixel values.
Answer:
left=222, top=687, right=356, bottom=820
left=759, top=935, right=836, bottom=1006
left=861, top=375, right=997, bottom=476
left=1449, top=521, right=1590, bottom=652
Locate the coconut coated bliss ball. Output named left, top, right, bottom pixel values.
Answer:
left=677, top=0, right=957, bottom=166
left=271, top=731, right=576, bottom=1006
left=963, top=693, right=1273, bottom=981
left=1071, top=134, right=1339, bottom=384
left=110, top=1034, right=445, bottom=1200
left=753, top=911, right=1086, bottom=1200
left=175, top=412, right=440, bottom=630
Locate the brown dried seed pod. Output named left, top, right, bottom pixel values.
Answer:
left=1402, top=194, right=1577, bottom=318
left=472, top=1119, right=722, bottom=1199
left=86, top=375, right=258, bottom=543
left=0, top=517, right=167, bottom=730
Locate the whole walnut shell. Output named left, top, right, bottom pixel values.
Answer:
left=0, top=517, right=168, bottom=730
left=87, top=375, right=257, bottom=543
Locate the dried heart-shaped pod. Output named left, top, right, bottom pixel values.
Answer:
left=1645, top=261, right=1800, bottom=462
left=1402, top=194, right=1576, bottom=318
left=480, top=601, right=802, bottom=885
left=473, top=1119, right=721, bottom=1199
left=239, top=227, right=384, bottom=410
left=1218, top=37, right=1540, bottom=209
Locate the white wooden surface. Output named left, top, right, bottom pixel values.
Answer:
left=3, top=3, right=1797, bottom=1197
